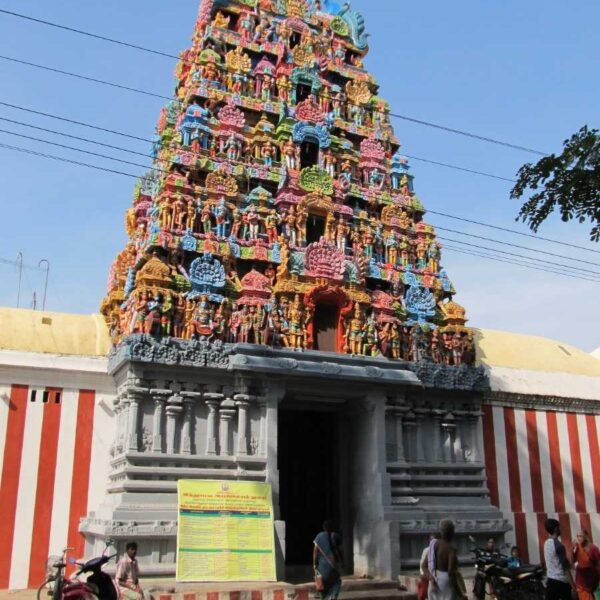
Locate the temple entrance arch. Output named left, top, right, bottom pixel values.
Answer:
left=298, top=192, right=335, bottom=246
left=313, top=304, right=338, bottom=352
left=304, top=285, right=352, bottom=352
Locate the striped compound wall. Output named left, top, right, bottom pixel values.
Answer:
left=482, top=405, right=600, bottom=564
left=1, top=378, right=599, bottom=589
left=0, top=383, right=114, bottom=590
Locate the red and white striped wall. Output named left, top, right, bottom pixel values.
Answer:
left=0, top=383, right=114, bottom=590
left=482, top=405, right=600, bottom=564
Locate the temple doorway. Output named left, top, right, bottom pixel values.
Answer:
left=313, top=304, right=338, bottom=352
left=278, top=409, right=341, bottom=571
left=300, top=140, right=319, bottom=168
left=306, top=213, right=325, bottom=244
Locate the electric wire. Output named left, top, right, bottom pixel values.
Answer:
left=428, top=209, right=600, bottom=255
left=442, top=245, right=600, bottom=284
left=433, top=225, right=600, bottom=268
left=437, top=236, right=600, bottom=277
left=0, top=127, right=160, bottom=172
left=0, top=54, right=174, bottom=101
left=0, top=116, right=151, bottom=158
left=0, top=9, right=181, bottom=60
left=0, top=141, right=142, bottom=178
left=0, top=100, right=151, bottom=143
left=0, top=8, right=549, bottom=156
left=0, top=256, right=45, bottom=270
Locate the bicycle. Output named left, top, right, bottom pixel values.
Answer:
left=36, top=547, right=73, bottom=600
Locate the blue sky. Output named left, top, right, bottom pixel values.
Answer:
left=0, top=0, right=598, bottom=351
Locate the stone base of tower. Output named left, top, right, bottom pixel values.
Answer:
left=81, top=336, right=507, bottom=579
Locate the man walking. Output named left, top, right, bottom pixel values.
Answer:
left=544, top=518, right=574, bottom=600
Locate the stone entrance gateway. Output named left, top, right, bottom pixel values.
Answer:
left=81, top=337, right=507, bottom=579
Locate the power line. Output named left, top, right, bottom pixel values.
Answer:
left=0, top=9, right=180, bottom=60
left=0, top=54, right=173, bottom=101
left=438, top=236, right=600, bottom=277
left=0, top=9, right=549, bottom=157
left=433, top=225, right=600, bottom=268
left=0, top=100, right=151, bottom=143
left=401, top=154, right=516, bottom=183
left=0, top=127, right=159, bottom=172
left=388, top=113, right=547, bottom=156
left=428, top=208, right=600, bottom=255
left=0, top=116, right=151, bottom=158
left=442, top=245, right=600, bottom=284
left=0, top=256, right=45, bottom=271
left=0, top=142, right=142, bottom=178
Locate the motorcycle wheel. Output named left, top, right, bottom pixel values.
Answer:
left=36, top=580, right=52, bottom=600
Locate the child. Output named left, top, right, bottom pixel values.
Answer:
left=507, top=546, right=521, bottom=568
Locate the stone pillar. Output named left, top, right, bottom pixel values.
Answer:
left=151, top=391, right=168, bottom=453
left=394, top=407, right=406, bottom=463
left=219, top=398, right=237, bottom=456
left=453, top=411, right=466, bottom=462
left=441, top=412, right=456, bottom=463
left=127, top=390, right=144, bottom=452
left=234, top=393, right=252, bottom=456
left=181, top=392, right=202, bottom=454
left=204, top=391, right=223, bottom=455
left=166, top=394, right=183, bottom=455
left=414, top=409, right=426, bottom=462
left=466, top=411, right=482, bottom=463
left=431, top=410, right=444, bottom=462
left=403, top=411, right=416, bottom=462
left=258, top=397, right=267, bottom=457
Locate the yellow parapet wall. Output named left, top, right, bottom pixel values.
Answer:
left=0, top=307, right=111, bottom=357
left=474, top=328, right=600, bottom=377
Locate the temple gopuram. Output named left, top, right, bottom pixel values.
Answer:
left=101, top=0, right=473, bottom=364
left=91, top=0, right=503, bottom=578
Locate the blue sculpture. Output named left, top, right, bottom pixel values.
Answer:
left=179, top=101, right=211, bottom=148
left=189, top=253, right=226, bottom=302
left=405, top=285, right=436, bottom=325
left=292, top=122, right=332, bottom=149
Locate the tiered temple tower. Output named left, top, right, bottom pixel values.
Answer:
left=88, top=0, right=507, bottom=579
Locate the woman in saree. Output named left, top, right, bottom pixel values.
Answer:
left=313, top=521, right=343, bottom=600
left=572, top=529, right=600, bottom=600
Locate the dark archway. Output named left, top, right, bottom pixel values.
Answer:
left=306, top=213, right=326, bottom=244
left=300, top=139, right=319, bottom=168
left=313, top=304, right=339, bottom=352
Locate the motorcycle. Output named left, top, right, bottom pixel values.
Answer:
left=470, top=540, right=544, bottom=600
left=37, top=540, right=118, bottom=600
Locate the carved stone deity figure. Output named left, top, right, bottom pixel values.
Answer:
left=345, top=303, right=365, bottom=355
left=287, top=294, right=306, bottom=349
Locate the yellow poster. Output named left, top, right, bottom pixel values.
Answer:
left=176, top=480, right=277, bottom=582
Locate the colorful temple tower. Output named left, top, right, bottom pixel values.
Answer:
left=88, top=0, right=506, bottom=579
left=101, top=0, right=474, bottom=363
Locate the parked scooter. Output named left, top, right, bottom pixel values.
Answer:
left=470, top=538, right=544, bottom=600
left=37, top=540, right=118, bottom=600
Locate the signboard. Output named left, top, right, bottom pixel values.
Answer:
left=176, top=480, right=277, bottom=582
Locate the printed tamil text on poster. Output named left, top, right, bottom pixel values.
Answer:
left=176, top=480, right=277, bottom=582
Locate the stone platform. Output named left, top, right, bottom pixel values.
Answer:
left=145, top=577, right=416, bottom=600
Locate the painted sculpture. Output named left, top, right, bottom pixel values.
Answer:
left=101, top=0, right=475, bottom=366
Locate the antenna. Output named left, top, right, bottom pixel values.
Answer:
left=38, top=259, right=50, bottom=311
left=16, top=252, right=23, bottom=308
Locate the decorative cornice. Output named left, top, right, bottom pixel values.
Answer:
left=407, top=362, right=490, bottom=392
left=109, top=334, right=231, bottom=373
left=483, top=390, right=600, bottom=415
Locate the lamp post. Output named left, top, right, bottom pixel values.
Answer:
left=38, top=259, right=50, bottom=311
